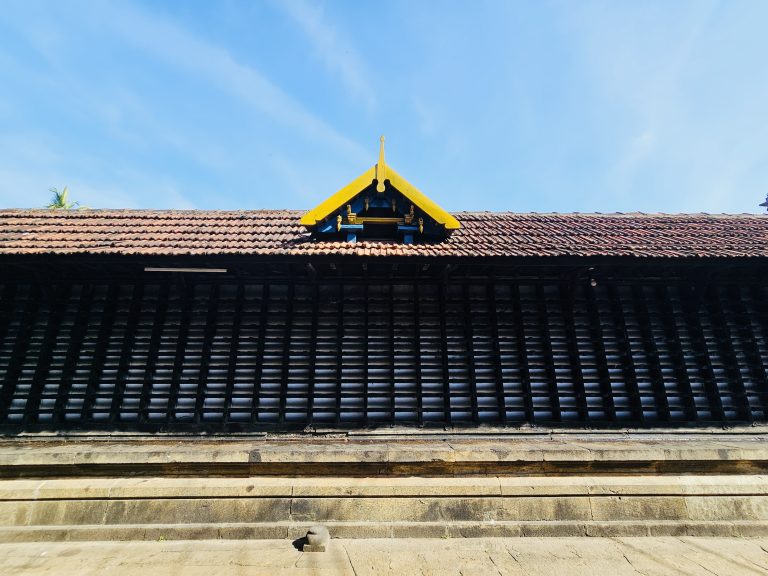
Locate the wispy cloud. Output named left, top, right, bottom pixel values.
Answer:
left=560, top=1, right=768, bottom=212
left=606, top=129, right=656, bottom=200
left=273, top=0, right=376, bottom=112
left=0, top=130, right=197, bottom=210
left=93, top=0, right=369, bottom=164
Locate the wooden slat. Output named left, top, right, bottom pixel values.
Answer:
left=678, top=285, right=724, bottom=421
left=109, top=284, right=144, bottom=423
left=535, top=285, right=561, bottom=422
left=80, top=284, right=119, bottom=423
left=726, top=285, right=768, bottom=417
left=334, top=283, right=344, bottom=426
left=388, top=283, right=396, bottom=422
left=655, top=286, right=697, bottom=421
left=438, top=281, right=452, bottom=424
left=195, top=284, right=219, bottom=423
left=606, top=285, right=644, bottom=423
left=488, top=283, right=507, bottom=423
left=510, top=284, right=535, bottom=423
left=23, top=284, right=70, bottom=426
left=137, top=284, right=170, bottom=424
left=0, top=284, right=41, bottom=423
left=559, top=284, right=588, bottom=422
left=584, top=286, right=616, bottom=422
left=462, top=283, right=479, bottom=422
left=414, top=283, right=424, bottom=424
left=166, top=284, right=194, bottom=424
left=223, top=283, right=244, bottom=425
left=53, top=284, right=94, bottom=424
left=0, top=284, right=17, bottom=351
left=277, top=283, right=294, bottom=423
left=631, top=285, right=670, bottom=422
left=704, top=285, right=751, bottom=421
left=362, top=282, right=369, bottom=425
left=251, top=283, right=269, bottom=424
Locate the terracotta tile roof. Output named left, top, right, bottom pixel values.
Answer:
left=0, top=209, right=766, bottom=258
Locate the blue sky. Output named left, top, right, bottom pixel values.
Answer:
left=1, top=0, right=767, bottom=213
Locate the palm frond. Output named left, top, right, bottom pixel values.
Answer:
left=46, top=186, right=80, bottom=210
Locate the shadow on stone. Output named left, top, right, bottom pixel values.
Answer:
left=292, top=537, right=307, bottom=551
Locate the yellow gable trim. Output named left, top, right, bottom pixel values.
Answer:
left=387, top=167, right=460, bottom=230
left=300, top=165, right=460, bottom=230
left=300, top=167, right=376, bottom=227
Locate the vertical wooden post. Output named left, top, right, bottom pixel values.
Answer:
left=704, top=285, right=751, bottom=422
left=438, top=280, right=452, bottom=424
left=462, top=283, right=479, bottom=423
left=251, top=283, right=269, bottom=424
left=655, top=285, right=697, bottom=421
left=0, top=285, right=41, bottom=424
left=138, top=284, right=170, bottom=424
left=631, top=285, right=670, bottom=422
left=584, top=285, right=616, bottom=422
left=535, top=285, right=561, bottom=422
left=24, top=284, right=70, bottom=426
left=80, top=284, right=119, bottom=423
left=606, top=285, right=644, bottom=423
left=195, top=284, right=220, bottom=424
left=307, top=282, right=319, bottom=423
left=510, top=284, right=534, bottom=424
left=559, top=284, right=588, bottom=422
left=223, top=283, right=244, bottom=425
left=167, top=283, right=194, bottom=424
left=53, top=283, right=95, bottom=425
left=488, top=283, right=507, bottom=424
left=278, top=283, right=294, bottom=423
left=414, top=283, right=423, bottom=425
left=110, top=284, right=144, bottom=424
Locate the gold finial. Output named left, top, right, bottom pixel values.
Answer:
left=375, top=135, right=387, bottom=192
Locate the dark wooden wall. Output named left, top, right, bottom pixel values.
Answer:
left=1, top=256, right=767, bottom=431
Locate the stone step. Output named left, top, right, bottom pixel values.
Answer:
left=3, top=520, right=768, bottom=542
left=4, top=475, right=768, bottom=499
left=2, top=476, right=768, bottom=529
left=3, top=433, right=768, bottom=478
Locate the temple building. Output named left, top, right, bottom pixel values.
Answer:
left=1, top=139, right=768, bottom=546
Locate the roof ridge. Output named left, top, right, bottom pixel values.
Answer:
left=0, top=208, right=765, bottom=218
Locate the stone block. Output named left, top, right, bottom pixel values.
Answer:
left=143, top=524, right=218, bottom=541
left=102, top=497, right=291, bottom=525
left=219, top=523, right=289, bottom=540
left=390, top=523, right=447, bottom=539
left=684, top=496, right=768, bottom=521
left=589, top=496, right=688, bottom=521
left=290, top=496, right=501, bottom=522
left=519, top=521, right=588, bottom=537
left=446, top=522, right=522, bottom=538
left=498, top=476, right=588, bottom=497
left=584, top=521, right=649, bottom=537
left=324, top=523, right=392, bottom=539
left=28, top=500, right=109, bottom=526
left=500, top=496, right=592, bottom=521
left=0, top=501, right=32, bottom=526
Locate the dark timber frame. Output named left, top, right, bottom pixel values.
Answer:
left=0, top=253, right=767, bottom=432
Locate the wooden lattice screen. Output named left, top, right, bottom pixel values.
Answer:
left=1, top=278, right=767, bottom=430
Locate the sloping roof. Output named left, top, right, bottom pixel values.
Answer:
left=0, top=209, right=766, bottom=258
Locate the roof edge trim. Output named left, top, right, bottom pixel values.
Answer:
left=387, top=167, right=460, bottom=230
left=299, top=165, right=460, bottom=230
left=300, top=167, right=376, bottom=227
